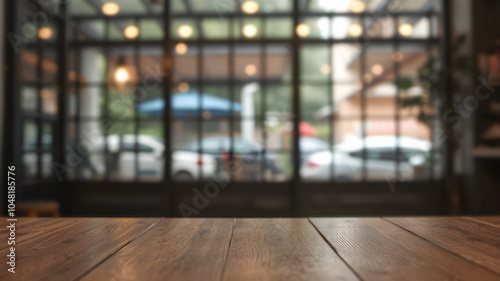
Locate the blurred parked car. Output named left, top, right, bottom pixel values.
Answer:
left=89, top=135, right=217, bottom=181
left=177, top=136, right=283, bottom=180
left=299, top=137, right=330, bottom=165
left=301, top=136, right=433, bottom=181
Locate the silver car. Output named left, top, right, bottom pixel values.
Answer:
left=301, top=136, right=434, bottom=181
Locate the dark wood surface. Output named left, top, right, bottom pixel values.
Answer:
left=1, top=217, right=499, bottom=281
left=386, top=217, right=500, bottom=276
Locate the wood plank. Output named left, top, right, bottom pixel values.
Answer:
left=0, top=218, right=159, bottom=281
left=385, top=217, right=500, bottom=276
left=221, top=218, right=359, bottom=281
left=311, top=217, right=500, bottom=281
left=81, top=218, right=234, bottom=281
left=0, top=218, right=78, bottom=251
left=465, top=216, right=500, bottom=228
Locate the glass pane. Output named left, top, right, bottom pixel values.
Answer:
left=300, top=45, right=330, bottom=82
left=42, top=46, right=58, bottom=82
left=140, top=19, right=164, bottom=40
left=398, top=16, right=432, bottom=39
left=234, top=45, right=261, bottom=81
left=171, top=0, right=187, bottom=14
left=23, top=120, right=38, bottom=151
left=172, top=119, right=200, bottom=181
left=306, top=0, right=354, bottom=12
left=363, top=119, right=397, bottom=181
left=203, top=45, right=229, bottom=79
left=173, top=44, right=198, bottom=82
left=80, top=48, right=106, bottom=83
left=266, top=84, right=292, bottom=116
left=266, top=44, right=291, bottom=83
left=332, top=44, right=361, bottom=84
left=265, top=18, right=293, bottom=39
left=76, top=122, right=106, bottom=180
left=138, top=122, right=164, bottom=181
left=300, top=84, right=330, bottom=117
left=109, top=19, right=137, bottom=41
left=67, top=85, right=77, bottom=118
left=364, top=16, right=395, bottom=39
left=41, top=87, right=58, bottom=115
left=69, top=0, right=99, bottom=16
left=21, top=86, right=38, bottom=112
left=299, top=18, right=329, bottom=39
left=77, top=20, right=106, bottom=41
left=193, top=0, right=236, bottom=13
left=42, top=123, right=53, bottom=151
left=202, top=19, right=231, bottom=40
left=41, top=152, right=53, bottom=178
left=111, top=0, right=148, bottom=15
left=108, top=134, right=138, bottom=181
left=23, top=152, right=37, bottom=179
left=21, top=46, right=37, bottom=82
left=202, top=121, right=230, bottom=181
left=79, top=86, right=105, bottom=118
left=389, top=0, right=440, bottom=12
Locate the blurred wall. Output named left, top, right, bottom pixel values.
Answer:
left=470, top=0, right=500, bottom=214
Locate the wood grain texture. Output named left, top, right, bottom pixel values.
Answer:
left=311, top=217, right=500, bottom=281
left=81, top=218, right=235, bottom=281
left=221, top=218, right=359, bottom=281
left=465, top=216, right=500, bottom=228
left=0, top=218, right=159, bottom=281
left=0, top=218, right=76, bottom=252
left=385, top=217, right=500, bottom=276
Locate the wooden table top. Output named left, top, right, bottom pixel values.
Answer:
left=1, top=217, right=500, bottom=281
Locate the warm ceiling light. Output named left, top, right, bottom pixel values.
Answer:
left=242, top=1, right=259, bottom=14
left=398, top=23, right=413, bottom=37
left=245, top=64, right=257, bottom=76
left=178, top=82, right=190, bottom=92
left=175, top=42, right=188, bottom=55
left=124, top=25, right=140, bottom=39
left=320, top=64, right=331, bottom=75
left=371, top=64, right=384, bottom=76
left=296, top=23, right=311, bottom=37
left=242, top=24, right=258, bottom=38
left=350, top=0, right=366, bottom=13
left=348, top=24, right=363, bottom=37
left=392, top=51, right=404, bottom=62
left=363, top=73, right=373, bottom=84
left=102, top=2, right=120, bottom=16
left=178, top=25, right=194, bottom=38
left=114, top=66, right=130, bottom=83
left=38, top=27, right=53, bottom=40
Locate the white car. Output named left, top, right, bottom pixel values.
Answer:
left=88, top=135, right=217, bottom=181
left=301, top=136, right=434, bottom=181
